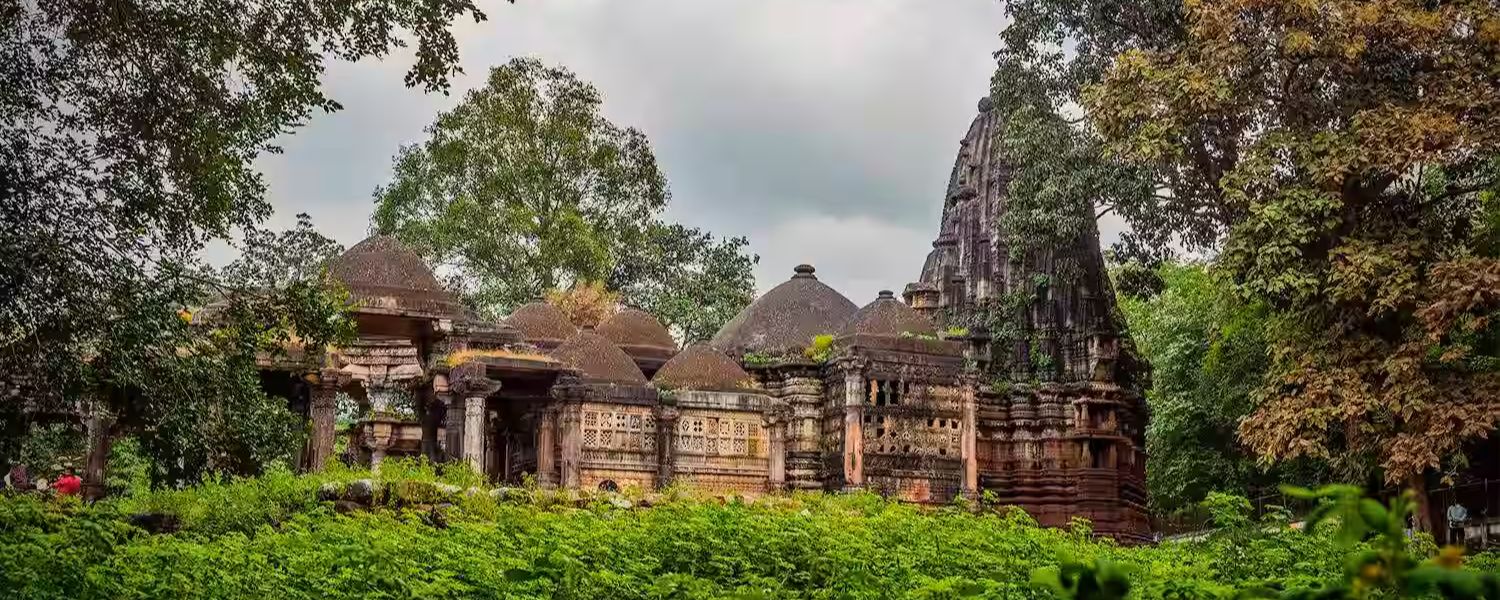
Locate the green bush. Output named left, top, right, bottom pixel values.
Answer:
left=0, top=470, right=1483, bottom=600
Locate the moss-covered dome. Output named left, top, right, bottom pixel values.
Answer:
left=505, top=301, right=578, bottom=346
left=328, top=235, right=461, bottom=317
left=651, top=343, right=753, bottom=392
left=549, top=329, right=647, bottom=384
left=710, top=264, right=857, bottom=355
left=838, top=290, right=937, bottom=338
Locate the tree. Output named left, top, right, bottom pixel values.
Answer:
left=608, top=222, right=758, bottom=343
left=1116, top=261, right=1327, bottom=513
left=1087, top=0, right=1500, bottom=524
left=371, top=57, right=757, bottom=341
left=1, top=0, right=488, bottom=492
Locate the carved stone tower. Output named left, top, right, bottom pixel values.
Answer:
left=904, top=96, right=1151, bottom=540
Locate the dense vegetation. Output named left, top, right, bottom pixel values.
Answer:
left=0, top=462, right=1420, bottom=600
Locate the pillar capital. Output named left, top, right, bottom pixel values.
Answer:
left=449, top=361, right=500, bottom=399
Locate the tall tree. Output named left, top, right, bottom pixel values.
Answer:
left=1087, top=0, right=1500, bottom=524
left=1117, top=261, right=1329, bottom=513
left=371, top=57, right=757, bottom=341
left=1, top=0, right=487, bottom=491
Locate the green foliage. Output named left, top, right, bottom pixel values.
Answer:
left=1200, top=492, right=1252, bottom=530
left=804, top=334, right=837, bottom=363
left=371, top=57, right=757, bottom=341
left=1037, top=487, right=1497, bottom=600
left=0, top=469, right=1453, bottom=600
left=2, top=0, right=470, bottom=485
left=1116, top=261, right=1327, bottom=512
left=741, top=352, right=779, bottom=368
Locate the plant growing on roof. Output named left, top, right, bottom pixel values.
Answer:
left=804, top=334, right=837, bottom=363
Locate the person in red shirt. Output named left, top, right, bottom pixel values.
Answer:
left=53, top=468, right=82, bottom=497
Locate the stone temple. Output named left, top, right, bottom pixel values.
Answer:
left=269, top=98, right=1149, bottom=541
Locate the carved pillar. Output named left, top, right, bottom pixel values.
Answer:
left=960, top=374, right=979, bottom=498
left=463, top=396, right=486, bottom=470
left=363, top=383, right=401, bottom=473
left=765, top=402, right=790, bottom=492
left=433, top=373, right=463, bottom=462
left=308, top=368, right=344, bottom=472
left=82, top=399, right=115, bottom=500
left=559, top=402, right=583, bottom=490
left=537, top=407, right=559, bottom=487
left=450, top=362, right=499, bottom=473
left=655, top=403, right=680, bottom=489
left=838, top=358, right=866, bottom=489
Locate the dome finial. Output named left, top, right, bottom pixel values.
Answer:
left=793, top=264, right=816, bottom=279
left=878, top=290, right=894, bottom=299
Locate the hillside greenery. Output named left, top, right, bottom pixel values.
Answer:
left=2, top=460, right=1487, bottom=600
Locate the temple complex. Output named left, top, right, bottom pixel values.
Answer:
left=251, top=98, right=1150, bottom=542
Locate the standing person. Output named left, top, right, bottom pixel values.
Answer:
left=1448, top=501, right=1470, bottom=546
left=53, top=467, right=82, bottom=497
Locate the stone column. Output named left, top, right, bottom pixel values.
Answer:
left=655, top=403, right=680, bottom=489
left=960, top=374, right=979, bottom=498
left=838, top=358, right=866, bottom=489
left=463, top=396, right=486, bottom=470
left=764, top=403, right=790, bottom=492
left=82, top=400, right=115, bottom=500
left=449, top=362, right=499, bottom=473
left=433, top=374, right=463, bottom=462
left=308, top=368, right=343, bottom=472
left=559, top=402, right=583, bottom=490
left=537, top=407, right=559, bottom=487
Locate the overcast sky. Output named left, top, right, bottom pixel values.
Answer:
left=249, top=1, right=1122, bottom=304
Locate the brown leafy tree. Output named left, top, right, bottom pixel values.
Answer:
left=1088, top=0, right=1500, bottom=527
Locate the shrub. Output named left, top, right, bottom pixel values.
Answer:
left=0, top=472, right=1484, bottom=600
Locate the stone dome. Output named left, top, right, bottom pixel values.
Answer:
left=710, top=264, right=857, bottom=355
left=549, top=329, right=647, bottom=384
left=651, top=343, right=754, bottom=392
left=328, top=235, right=461, bottom=317
left=505, top=301, right=577, bottom=346
left=597, top=308, right=676, bottom=351
left=838, top=290, right=937, bottom=338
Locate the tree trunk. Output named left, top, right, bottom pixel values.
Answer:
left=1409, top=472, right=1434, bottom=534
left=83, top=406, right=116, bottom=501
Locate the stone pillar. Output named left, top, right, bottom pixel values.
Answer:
left=82, top=400, right=115, bottom=500
left=960, top=374, right=979, bottom=498
left=559, top=402, right=583, bottom=490
left=765, top=403, right=790, bottom=492
left=449, top=362, right=499, bottom=473
left=308, top=369, right=343, bottom=472
left=655, top=403, right=680, bottom=489
left=838, top=358, right=866, bottom=489
left=463, top=396, right=486, bottom=470
left=537, top=407, right=559, bottom=487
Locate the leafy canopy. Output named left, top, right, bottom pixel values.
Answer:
left=372, top=57, right=757, bottom=342
left=1, top=0, right=487, bottom=481
left=1088, top=0, right=1500, bottom=488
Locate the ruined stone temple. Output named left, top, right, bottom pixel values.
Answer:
left=267, top=97, right=1149, bottom=541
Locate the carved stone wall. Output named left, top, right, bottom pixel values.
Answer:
left=855, top=358, right=965, bottom=503
left=773, top=373, right=826, bottom=491
left=579, top=402, right=658, bottom=491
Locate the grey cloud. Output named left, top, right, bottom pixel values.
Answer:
left=249, top=2, right=1123, bottom=301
